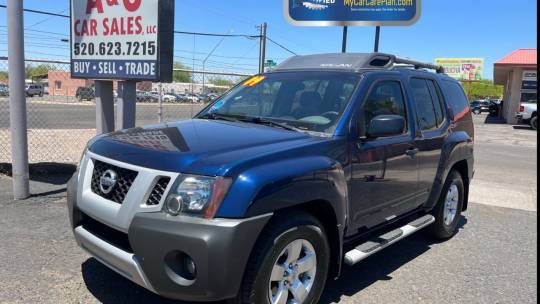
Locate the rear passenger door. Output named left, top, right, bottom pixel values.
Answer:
left=408, top=78, right=448, bottom=205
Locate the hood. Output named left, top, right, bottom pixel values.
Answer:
left=89, top=119, right=331, bottom=176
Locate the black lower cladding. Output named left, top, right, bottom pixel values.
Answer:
left=90, top=160, right=138, bottom=204
left=80, top=212, right=133, bottom=253
left=128, top=213, right=272, bottom=302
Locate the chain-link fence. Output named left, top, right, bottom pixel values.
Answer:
left=0, top=57, right=250, bottom=174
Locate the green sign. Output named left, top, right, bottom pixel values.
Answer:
left=265, top=60, right=277, bottom=68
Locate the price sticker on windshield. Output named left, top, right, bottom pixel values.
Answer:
left=71, top=0, right=174, bottom=81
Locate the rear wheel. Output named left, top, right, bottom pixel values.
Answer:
left=531, top=116, right=537, bottom=130
left=427, top=170, right=464, bottom=239
left=231, top=213, right=330, bottom=304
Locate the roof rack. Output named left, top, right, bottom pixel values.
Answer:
left=273, top=53, right=445, bottom=74
left=393, top=57, right=445, bottom=74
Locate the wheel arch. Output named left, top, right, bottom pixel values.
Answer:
left=254, top=200, right=344, bottom=281
left=449, top=159, right=470, bottom=211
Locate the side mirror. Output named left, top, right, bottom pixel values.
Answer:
left=366, top=115, right=406, bottom=139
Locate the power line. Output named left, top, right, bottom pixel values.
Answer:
left=267, top=37, right=298, bottom=56
left=174, top=30, right=260, bottom=39
left=0, top=4, right=70, bottom=18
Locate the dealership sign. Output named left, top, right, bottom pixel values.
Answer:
left=284, top=0, right=421, bottom=26
left=71, top=0, right=174, bottom=81
left=434, top=58, right=484, bottom=81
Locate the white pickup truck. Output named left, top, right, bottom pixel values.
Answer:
left=517, top=101, right=537, bottom=130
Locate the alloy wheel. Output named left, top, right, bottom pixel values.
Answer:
left=268, top=239, right=317, bottom=304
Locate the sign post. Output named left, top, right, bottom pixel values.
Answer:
left=71, top=0, right=174, bottom=133
left=284, top=0, right=421, bottom=52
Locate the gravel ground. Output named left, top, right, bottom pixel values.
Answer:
left=0, top=114, right=537, bottom=304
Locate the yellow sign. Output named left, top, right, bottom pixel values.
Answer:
left=435, top=58, right=484, bottom=81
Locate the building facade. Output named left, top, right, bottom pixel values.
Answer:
left=494, top=49, right=537, bottom=124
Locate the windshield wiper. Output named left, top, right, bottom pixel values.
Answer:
left=198, top=113, right=240, bottom=123
left=241, top=116, right=301, bottom=132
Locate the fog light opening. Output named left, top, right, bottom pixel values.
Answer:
left=164, top=251, right=197, bottom=286
left=165, top=195, right=183, bottom=216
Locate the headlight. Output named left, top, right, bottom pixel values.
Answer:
left=164, top=175, right=232, bottom=219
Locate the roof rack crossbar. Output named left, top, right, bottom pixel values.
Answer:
left=393, top=57, right=445, bottom=74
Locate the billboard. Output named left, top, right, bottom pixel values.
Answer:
left=434, top=58, right=484, bottom=81
left=70, top=0, right=174, bottom=82
left=284, top=0, right=421, bottom=26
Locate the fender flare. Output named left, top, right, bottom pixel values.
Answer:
left=424, top=130, right=474, bottom=210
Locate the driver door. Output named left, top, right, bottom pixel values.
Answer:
left=349, top=77, right=420, bottom=230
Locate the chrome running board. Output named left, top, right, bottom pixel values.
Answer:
left=344, top=214, right=435, bottom=266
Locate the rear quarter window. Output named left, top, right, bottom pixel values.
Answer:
left=442, top=80, right=470, bottom=118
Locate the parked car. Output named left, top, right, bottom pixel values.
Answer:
left=150, top=92, right=177, bottom=103
left=517, top=99, right=537, bottom=130
left=136, top=91, right=158, bottom=103
left=68, top=53, right=474, bottom=304
left=207, top=93, right=220, bottom=101
left=183, top=93, right=200, bottom=103
left=470, top=99, right=490, bottom=114
left=167, top=93, right=185, bottom=102
left=0, top=84, right=8, bottom=97
left=25, top=83, right=44, bottom=97
left=75, top=87, right=95, bottom=101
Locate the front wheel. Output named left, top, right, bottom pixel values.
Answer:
left=231, top=213, right=330, bottom=304
left=427, top=170, right=465, bottom=239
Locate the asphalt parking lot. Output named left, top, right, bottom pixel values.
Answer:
left=0, top=114, right=537, bottom=304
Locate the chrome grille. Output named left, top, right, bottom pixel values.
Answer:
left=90, top=160, right=138, bottom=204
left=146, top=177, right=171, bottom=206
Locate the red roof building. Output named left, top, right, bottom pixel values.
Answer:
left=493, top=49, right=537, bottom=124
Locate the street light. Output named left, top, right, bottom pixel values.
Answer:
left=202, top=30, right=232, bottom=95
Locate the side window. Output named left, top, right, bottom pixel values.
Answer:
left=410, top=78, right=438, bottom=130
left=443, top=80, right=470, bottom=116
left=363, top=80, right=407, bottom=132
left=426, top=80, right=445, bottom=126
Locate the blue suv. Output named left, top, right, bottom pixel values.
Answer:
left=67, top=53, right=474, bottom=304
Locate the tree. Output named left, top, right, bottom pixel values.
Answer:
left=209, top=77, right=235, bottom=87
left=25, top=64, right=53, bottom=80
left=172, top=62, right=193, bottom=83
left=460, top=80, right=503, bottom=100
left=0, top=71, right=8, bottom=83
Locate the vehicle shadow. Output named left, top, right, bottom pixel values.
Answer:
left=81, top=216, right=468, bottom=304
left=512, top=125, right=534, bottom=131
left=0, top=162, right=75, bottom=185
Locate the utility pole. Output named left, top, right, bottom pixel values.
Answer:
left=7, top=0, right=30, bottom=199
left=258, top=23, right=267, bottom=74
left=342, top=26, right=348, bottom=53
left=374, top=26, right=381, bottom=52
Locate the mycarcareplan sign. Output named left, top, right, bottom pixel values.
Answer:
left=71, top=0, right=174, bottom=81
left=284, top=0, right=421, bottom=26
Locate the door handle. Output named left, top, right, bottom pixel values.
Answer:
left=405, top=147, right=419, bottom=157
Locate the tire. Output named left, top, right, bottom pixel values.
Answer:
left=427, top=170, right=465, bottom=239
left=473, top=109, right=481, bottom=115
left=531, top=116, right=537, bottom=130
left=230, top=212, right=330, bottom=304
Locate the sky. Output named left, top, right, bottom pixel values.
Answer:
left=0, top=0, right=537, bottom=78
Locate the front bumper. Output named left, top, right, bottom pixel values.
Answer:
left=68, top=175, right=272, bottom=302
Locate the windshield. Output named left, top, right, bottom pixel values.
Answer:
left=198, top=72, right=360, bottom=134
